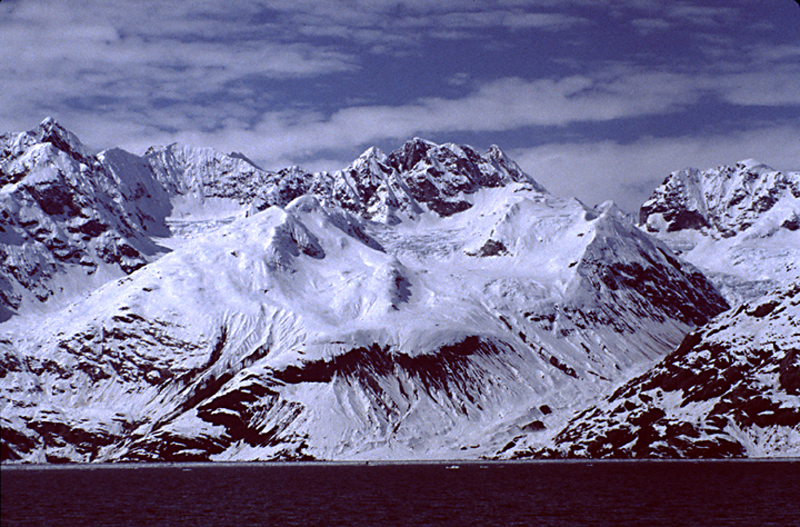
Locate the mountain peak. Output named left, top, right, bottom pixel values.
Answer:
left=486, top=144, right=505, bottom=158
left=386, top=137, right=437, bottom=172
left=409, top=136, right=437, bottom=147
left=356, top=145, right=386, bottom=161
left=39, top=116, right=59, bottom=128
left=34, top=117, right=93, bottom=163
left=594, top=200, right=632, bottom=222
left=144, top=142, right=272, bottom=200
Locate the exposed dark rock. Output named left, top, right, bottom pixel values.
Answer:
left=124, top=430, right=226, bottom=462
left=1, top=423, right=40, bottom=461
left=749, top=301, right=779, bottom=318
left=782, top=215, right=800, bottom=231
left=548, top=355, right=578, bottom=378
left=427, top=199, right=472, bottom=217
left=522, top=420, right=546, bottom=432
left=467, top=239, right=508, bottom=258
left=779, top=349, right=800, bottom=395
left=666, top=209, right=709, bottom=232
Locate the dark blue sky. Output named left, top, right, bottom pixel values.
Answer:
left=2, top=0, right=799, bottom=210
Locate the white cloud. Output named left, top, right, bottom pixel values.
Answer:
left=629, top=17, right=672, bottom=35
left=231, top=62, right=799, bottom=162
left=712, top=67, right=800, bottom=107
left=0, top=1, right=360, bottom=152
left=666, top=5, right=740, bottom=26
left=218, top=1, right=589, bottom=53
left=0, top=0, right=597, bottom=136
left=215, top=71, right=705, bottom=165
left=0, top=67, right=696, bottom=158
left=433, top=10, right=587, bottom=31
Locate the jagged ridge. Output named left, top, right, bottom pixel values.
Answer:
left=640, top=159, right=800, bottom=237
left=0, top=119, right=171, bottom=319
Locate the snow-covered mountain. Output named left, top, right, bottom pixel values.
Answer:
left=639, top=159, right=800, bottom=303
left=145, top=137, right=541, bottom=226
left=490, top=160, right=800, bottom=460
left=0, top=119, right=729, bottom=463
left=504, top=282, right=800, bottom=459
left=144, top=143, right=270, bottom=202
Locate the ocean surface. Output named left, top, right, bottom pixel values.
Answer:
left=2, top=460, right=798, bottom=526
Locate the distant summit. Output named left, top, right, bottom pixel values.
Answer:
left=638, top=160, right=800, bottom=304
left=639, top=159, right=800, bottom=237
left=141, top=136, right=547, bottom=224
left=243, top=137, right=548, bottom=223
left=1, top=117, right=92, bottom=186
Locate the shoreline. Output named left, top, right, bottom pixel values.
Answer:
left=3, top=457, right=799, bottom=470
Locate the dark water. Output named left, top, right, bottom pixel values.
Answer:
left=2, top=460, right=798, bottom=526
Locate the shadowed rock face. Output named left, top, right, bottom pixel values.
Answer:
left=505, top=283, right=800, bottom=460
left=575, top=213, right=729, bottom=330
left=0, top=330, right=529, bottom=462
left=578, top=248, right=728, bottom=328
left=123, top=337, right=519, bottom=462
left=779, top=349, right=800, bottom=396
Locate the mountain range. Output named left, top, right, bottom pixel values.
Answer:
left=1, top=118, right=797, bottom=462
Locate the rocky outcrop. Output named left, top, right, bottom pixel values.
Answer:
left=638, top=160, right=800, bottom=304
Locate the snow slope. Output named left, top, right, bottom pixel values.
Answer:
left=506, top=282, right=800, bottom=459
left=493, top=160, right=800, bottom=460
left=0, top=122, right=728, bottom=462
